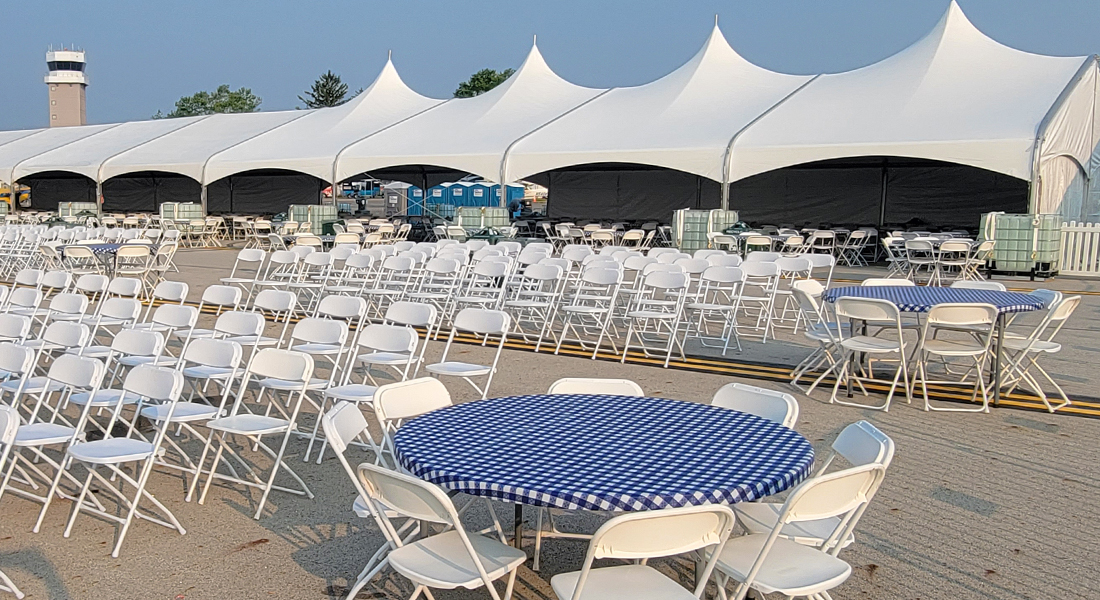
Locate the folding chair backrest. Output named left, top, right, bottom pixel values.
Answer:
left=0, top=315, right=31, bottom=342
left=0, top=342, right=35, bottom=379
left=385, top=301, right=437, bottom=328
left=123, top=364, right=184, bottom=403
left=183, top=338, right=242, bottom=369
left=247, top=348, right=314, bottom=382
left=949, top=280, right=1005, bottom=291
left=707, top=254, right=742, bottom=267
left=926, top=303, right=997, bottom=328
left=47, top=353, right=105, bottom=389
left=744, top=251, right=780, bottom=263
left=711, top=382, right=799, bottom=428
left=107, top=277, right=144, bottom=297
left=0, top=404, right=19, bottom=446
left=587, top=504, right=735, bottom=560
left=829, top=420, right=895, bottom=471
left=14, top=269, right=43, bottom=287
left=835, top=297, right=900, bottom=323
left=98, top=297, right=143, bottom=321
left=252, top=289, right=296, bottom=313
left=357, top=463, right=455, bottom=525
left=373, top=377, right=452, bottom=422
left=201, top=284, right=243, bottom=308
left=741, top=261, right=779, bottom=278
left=48, top=292, right=89, bottom=315
left=1029, top=289, right=1062, bottom=309
left=316, top=295, right=367, bottom=320
left=522, top=263, right=563, bottom=281
left=791, top=278, right=825, bottom=298
left=1050, top=295, right=1081, bottom=323
left=548, top=378, right=644, bottom=397
left=357, top=324, right=418, bottom=353
left=642, top=270, right=687, bottom=290
left=111, top=328, right=165, bottom=357
left=41, top=321, right=90, bottom=348
left=74, top=274, right=109, bottom=294
left=322, top=400, right=370, bottom=455
left=453, top=308, right=511, bottom=335
left=151, top=281, right=189, bottom=303
left=292, top=317, right=347, bottom=345
left=214, top=310, right=265, bottom=337
left=861, top=278, right=914, bottom=287
left=153, top=304, right=199, bottom=329
left=779, top=463, right=882, bottom=524
left=41, top=270, right=72, bottom=290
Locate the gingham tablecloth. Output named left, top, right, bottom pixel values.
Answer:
left=393, top=394, right=814, bottom=511
left=58, top=243, right=158, bottom=256
left=822, top=286, right=1044, bottom=314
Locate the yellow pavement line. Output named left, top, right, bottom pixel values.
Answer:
left=175, top=298, right=1099, bottom=418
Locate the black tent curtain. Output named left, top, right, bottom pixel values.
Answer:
left=22, top=171, right=96, bottom=210
left=206, top=170, right=325, bottom=215
left=532, top=164, right=721, bottom=222
left=539, top=157, right=1028, bottom=229
left=101, top=172, right=201, bottom=212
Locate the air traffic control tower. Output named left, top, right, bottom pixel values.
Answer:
left=45, top=48, right=87, bottom=127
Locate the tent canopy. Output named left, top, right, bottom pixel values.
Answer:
left=12, top=117, right=204, bottom=182
left=99, top=110, right=307, bottom=183
left=504, top=25, right=812, bottom=183
left=730, top=1, right=1088, bottom=184
left=1, top=125, right=118, bottom=186
left=205, top=57, right=443, bottom=185
left=335, top=42, right=606, bottom=185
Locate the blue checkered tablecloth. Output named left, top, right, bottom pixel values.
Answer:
left=393, top=394, right=814, bottom=511
left=822, top=286, right=1044, bottom=314
left=58, top=243, right=158, bottom=256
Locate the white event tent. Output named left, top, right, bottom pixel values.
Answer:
left=333, top=42, right=606, bottom=188
left=502, top=24, right=814, bottom=220
left=1, top=1, right=1097, bottom=226
left=729, top=1, right=1100, bottom=224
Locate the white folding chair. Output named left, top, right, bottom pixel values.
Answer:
left=713, top=465, right=881, bottom=600
left=371, top=377, right=452, bottom=469
left=194, top=349, right=315, bottom=518
left=1001, top=295, right=1080, bottom=412
left=734, top=421, right=894, bottom=553
left=56, top=366, right=187, bottom=557
left=913, top=303, right=998, bottom=413
left=711, top=382, right=798, bottom=428
left=357, top=463, right=526, bottom=600
left=3, top=354, right=107, bottom=533
left=321, top=401, right=420, bottom=598
left=426, top=308, right=511, bottom=399
left=0, top=408, right=25, bottom=599
left=547, top=378, right=643, bottom=396
left=555, top=267, right=622, bottom=359
left=551, top=505, right=736, bottom=600
left=810, top=297, right=911, bottom=411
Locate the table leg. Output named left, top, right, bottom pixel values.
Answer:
left=514, top=503, right=523, bottom=549
left=993, top=313, right=1005, bottom=407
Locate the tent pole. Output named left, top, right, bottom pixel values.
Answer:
left=200, top=184, right=208, bottom=214
left=878, top=159, right=888, bottom=228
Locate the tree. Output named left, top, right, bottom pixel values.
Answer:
left=299, top=70, right=352, bottom=108
left=454, top=68, right=515, bottom=98
left=154, top=85, right=261, bottom=118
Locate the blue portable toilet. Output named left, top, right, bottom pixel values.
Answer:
left=467, top=181, right=493, bottom=207
left=492, top=183, right=525, bottom=207
left=427, top=184, right=450, bottom=207
left=448, top=182, right=474, bottom=206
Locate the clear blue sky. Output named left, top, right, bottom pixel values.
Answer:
left=4, top=0, right=1098, bottom=130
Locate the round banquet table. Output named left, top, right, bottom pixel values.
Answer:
left=821, top=285, right=1045, bottom=405
left=393, top=393, right=815, bottom=548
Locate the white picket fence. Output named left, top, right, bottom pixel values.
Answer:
left=1060, top=221, right=1100, bottom=276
